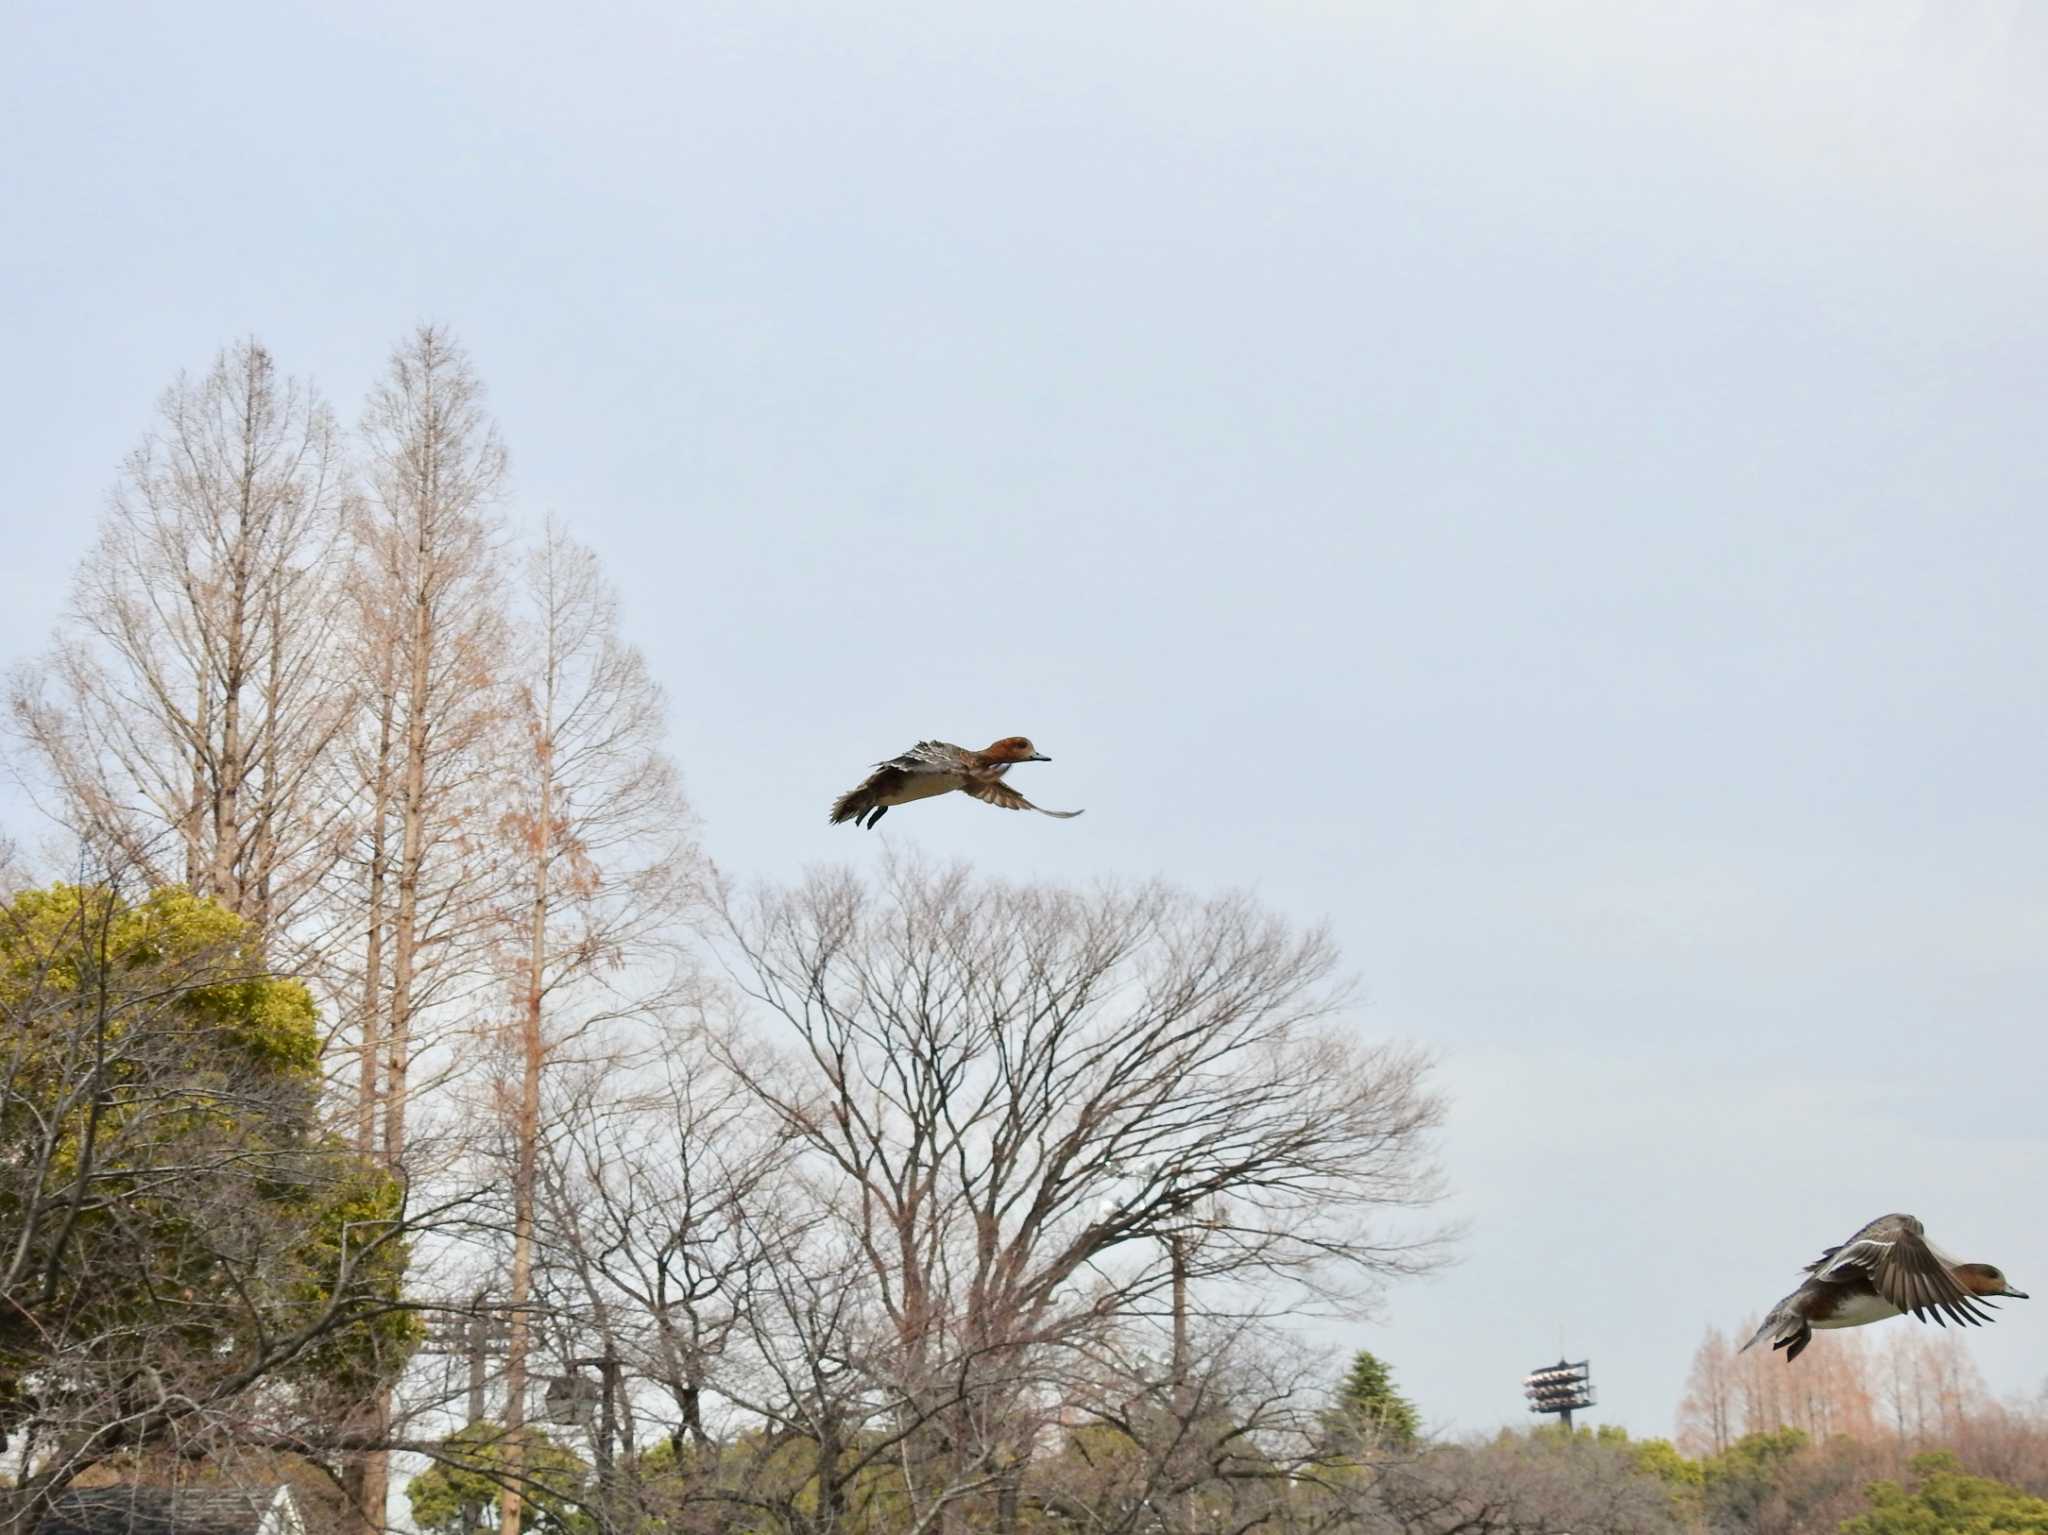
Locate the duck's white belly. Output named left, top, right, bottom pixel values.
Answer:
left=884, top=773, right=965, bottom=806
left=1814, top=1292, right=1903, bottom=1329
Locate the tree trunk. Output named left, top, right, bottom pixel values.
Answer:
left=500, top=746, right=551, bottom=1535
left=186, top=678, right=210, bottom=890
left=341, top=1393, right=392, bottom=1535
left=357, top=649, right=397, bottom=1156
left=382, top=568, right=432, bottom=1171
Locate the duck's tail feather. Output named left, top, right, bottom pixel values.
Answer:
left=829, top=786, right=874, bottom=826
left=1741, top=1309, right=1812, bottom=1363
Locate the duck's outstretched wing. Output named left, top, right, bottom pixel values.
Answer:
left=1816, top=1214, right=1994, bottom=1327
left=1805, top=1213, right=1919, bottom=1274
left=880, top=740, right=970, bottom=773
left=963, top=780, right=1084, bottom=819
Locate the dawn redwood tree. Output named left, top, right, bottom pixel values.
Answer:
left=488, top=522, right=700, bottom=1535
left=339, top=323, right=512, bottom=1533
left=1682, top=1320, right=1890, bottom=1454
left=349, top=322, right=510, bottom=1173
left=1676, top=1325, right=1739, bottom=1458
left=6, top=341, right=355, bottom=955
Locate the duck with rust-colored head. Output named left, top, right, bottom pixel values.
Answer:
left=828, top=736, right=1084, bottom=830
left=1742, top=1213, right=2027, bottom=1362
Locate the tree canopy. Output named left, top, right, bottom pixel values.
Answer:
left=1331, top=1349, right=1423, bottom=1450
left=0, top=882, right=414, bottom=1499
left=1840, top=1451, right=2048, bottom=1535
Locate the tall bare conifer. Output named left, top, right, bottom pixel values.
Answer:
left=342, top=324, right=510, bottom=1532
left=490, top=522, right=699, bottom=1535
left=8, top=341, right=353, bottom=954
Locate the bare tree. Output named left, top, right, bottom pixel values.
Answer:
left=487, top=1030, right=921, bottom=1533
left=1713, top=1320, right=1881, bottom=1450
left=1347, top=1432, right=1687, bottom=1535
left=1677, top=1325, right=1739, bottom=1458
left=7, top=340, right=355, bottom=953
left=526, top=1041, right=783, bottom=1466
left=710, top=857, right=1452, bottom=1535
left=1, top=329, right=733, bottom=1535
left=486, top=522, right=701, bottom=1535
left=348, top=322, right=510, bottom=1171
left=1027, top=1320, right=1340, bottom=1535
left=334, top=324, right=511, bottom=1531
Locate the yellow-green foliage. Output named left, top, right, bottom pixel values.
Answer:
left=409, top=1423, right=593, bottom=1535
left=1840, top=1451, right=2048, bottom=1535
left=1625, top=1435, right=1704, bottom=1492
left=0, top=882, right=319, bottom=1088
left=0, top=882, right=412, bottom=1410
left=278, top=1157, right=421, bottom=1394
left=1519, top=1428, right=2048, bottom=1534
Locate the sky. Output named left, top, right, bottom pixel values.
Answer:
left=4, top=0, right=2047, bottom=1441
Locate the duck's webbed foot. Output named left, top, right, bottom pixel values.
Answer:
left=864, top=806, right=889, bottom=829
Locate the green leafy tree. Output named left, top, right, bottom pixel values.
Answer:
left=1623, top=1436, right=1701, bottom=1489
left=409, top=1424, right=593, bottom=1535
left=0, top=882, right=415, bottom=1525
left=1698, top=1427, right=1811, bottom=1534
left=1623, top=1435, right=1704, bottom=1525
left=1840, top=1451, right=2048, bottom=1535
left=1328, top=1349, right=1422, bottom=1450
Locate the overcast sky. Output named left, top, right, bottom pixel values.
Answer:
left=5, top=0, right=2046, bottom=1438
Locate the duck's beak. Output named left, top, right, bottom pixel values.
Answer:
left=1028, top=753, right=1050, bottom=762
left=2005, top=1286, right=2030, bottom=1300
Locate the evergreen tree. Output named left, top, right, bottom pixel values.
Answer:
left=0, top=882, right=413, bottom=1518
left=1330, top=1349, right=1422, bottom=1450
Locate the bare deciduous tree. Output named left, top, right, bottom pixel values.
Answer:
left=1029, top=1321, right=1336, bottom=1535
left=1677, top=1325, right=1739, bottom=1458
left=349, top=322, right=510, bottom=1172
left=486, top=522, right=701, bottom=1535
left=710, top=857, right=1453, bottom=1535
left=336, top=324, right=512, bottom=1531
left=534, top=1051, right=783, bottom=1461
left=1350, top=1433, right=1687, bottom=1535
left=2, top=326, right=733, bottom=1535
left=529, top=1055, right=1016, bottom=1535
left=7, top=341, right=354, bottom=953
